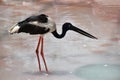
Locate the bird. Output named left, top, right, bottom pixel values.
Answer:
left=8, top=14, right=97, bottom=73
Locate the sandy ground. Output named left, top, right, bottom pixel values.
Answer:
left=0, top=0, right=120, bottom=80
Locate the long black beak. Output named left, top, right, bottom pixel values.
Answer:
left=70, top=25, right=98, bottom=39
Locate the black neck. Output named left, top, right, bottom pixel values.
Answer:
left=51, top=23, right=98, bottom=39
left=52, top=29, right=67, bottom=39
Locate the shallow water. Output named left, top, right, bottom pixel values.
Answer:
left=74, top=64, right=120, bottom=80
left=0, top=0, right=120, bottom=80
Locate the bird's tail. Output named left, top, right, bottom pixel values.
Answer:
left=8, top=23, right=20, bottom=34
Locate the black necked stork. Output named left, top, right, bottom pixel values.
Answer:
left=8, top=14, right=97, bottom=73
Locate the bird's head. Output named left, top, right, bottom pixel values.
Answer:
left=62, top=22, right=98, bottom=39
left=62, top=22, right=73, bottom=31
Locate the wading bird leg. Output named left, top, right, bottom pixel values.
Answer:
left=35, top=36, right=42, bottom=72
left=40, top=37, right=48, bottom=73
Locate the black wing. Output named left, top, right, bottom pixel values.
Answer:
left=18, top=16, right=39, bottom=25
left=18, top=24, right=50, bottom=35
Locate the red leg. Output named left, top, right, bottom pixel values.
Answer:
left=40, top=37, right=48, bottom=73
left=35, top=36, right=42, bottom=72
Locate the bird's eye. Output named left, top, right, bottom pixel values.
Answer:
left=63, top=23, right=72, bottom=28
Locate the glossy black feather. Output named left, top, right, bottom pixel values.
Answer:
left=18, top=14, right=48, bottom=25
left=18, top=24, right=50, bottom=34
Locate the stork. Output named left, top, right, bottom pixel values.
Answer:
left=8, top=14, right=97, bottom=73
